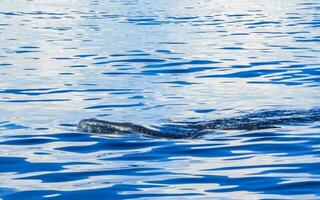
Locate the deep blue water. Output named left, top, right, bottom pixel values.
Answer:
left=1, top=0, right=320, bottom=199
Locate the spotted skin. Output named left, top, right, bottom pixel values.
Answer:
left=78, top=108, right=320, bottom=139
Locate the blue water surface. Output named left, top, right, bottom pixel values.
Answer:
left=0, top=0, right=320, bottom=199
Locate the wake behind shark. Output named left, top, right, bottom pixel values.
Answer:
left=78, top=108, right=320, bottom=139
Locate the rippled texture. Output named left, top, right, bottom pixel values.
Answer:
left=0, top=0, right=320, bottom=199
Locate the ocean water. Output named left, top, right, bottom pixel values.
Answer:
left=0, top=0, right=320, bottom=199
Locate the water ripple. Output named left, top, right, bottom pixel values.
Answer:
left=0, top=0, right=320, bottom=199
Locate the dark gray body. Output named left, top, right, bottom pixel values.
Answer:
left=77, top=119, right=203, bottom=139
left=78, top=108, right=320, bottom=139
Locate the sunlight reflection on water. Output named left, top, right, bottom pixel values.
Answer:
left=0, top=0, right=320, bottom=199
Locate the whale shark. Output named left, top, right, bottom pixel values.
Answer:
left=78, top=108, right=320, bottom=139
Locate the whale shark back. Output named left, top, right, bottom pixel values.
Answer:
left=78, top=108, right=320, bottom=139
